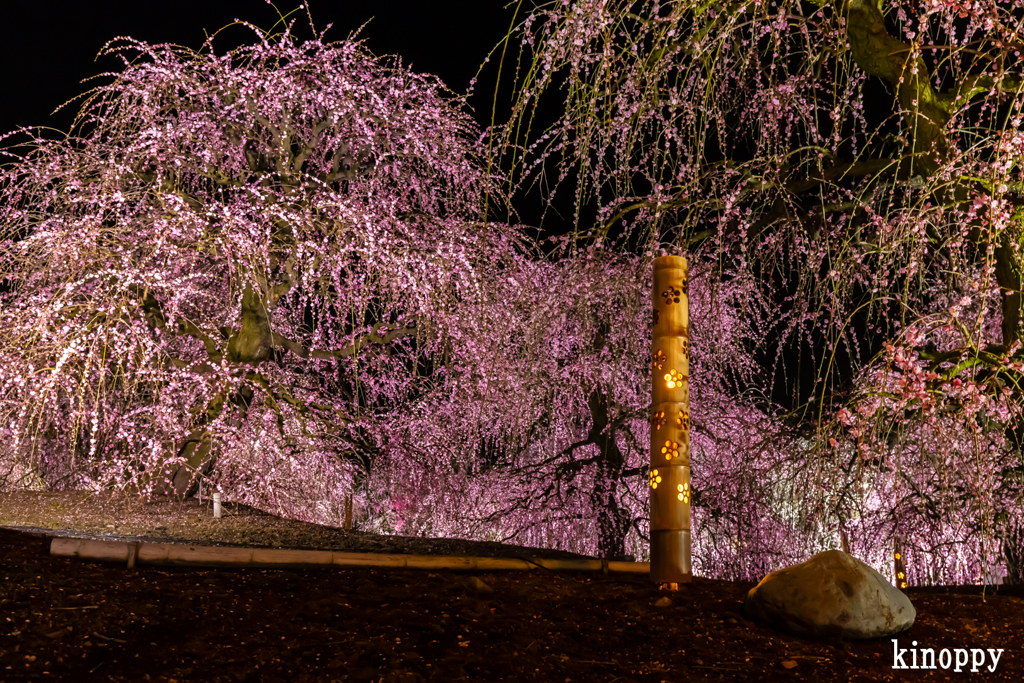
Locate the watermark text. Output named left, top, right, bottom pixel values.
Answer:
left=892, top=639, right=1003, bottom=673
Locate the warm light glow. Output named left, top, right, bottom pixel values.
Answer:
left=895, top=552, right=901, bottom=560
left=676, top=482, right=690, bottom=503
left=676, top=409, right=689, bottom=431
left=652, top=349, right=666, bottom=370
left=651, top=410, right=666, bottom=431
left=661, top=440, right=679, bottom=460
left=665, top=368, right=684, bottom=389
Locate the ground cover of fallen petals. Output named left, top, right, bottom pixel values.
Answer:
left=1, top=491, right=1022, bottom=682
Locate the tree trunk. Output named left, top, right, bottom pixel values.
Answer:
left=583, top=387, right=633, bottom=559
left=1006, top=524, right=1024, bottom=585
left=153, top=285, right=274, bottom=497
left=153, top=383, right=256, bottom=497
left=591, top=460, right=631, bottom=559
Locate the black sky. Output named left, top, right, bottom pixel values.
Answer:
left=0, top=1, right=516, bottom=138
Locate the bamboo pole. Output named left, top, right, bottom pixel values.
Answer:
left=49, top=537, right=650, bottom=574
left=650, top=255, right=692, bottom=586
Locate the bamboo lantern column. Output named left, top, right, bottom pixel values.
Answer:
left=650, top=255, right=692, bottom=586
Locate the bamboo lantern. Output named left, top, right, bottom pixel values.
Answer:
left=650, top=255, right=692, bottom=586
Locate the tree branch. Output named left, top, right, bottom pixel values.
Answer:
left=273, top=318, right=424, bottom=360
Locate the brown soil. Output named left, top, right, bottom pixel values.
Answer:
left=0, top=491, right=591, bottom=560
left=1, top=491, right=1022, bottom=682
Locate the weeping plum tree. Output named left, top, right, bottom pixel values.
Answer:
left=0, top=20, right=515, bottom=509
left=4, top=1, right=1024, bottom=581
left=382, top=242, right=789, bottom=564
left=477, top=0, right=1024, bottom=577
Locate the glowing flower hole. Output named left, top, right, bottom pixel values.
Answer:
left=677, top=482, right=690, bottom=503
left=661, top=440, right=679, bottom=461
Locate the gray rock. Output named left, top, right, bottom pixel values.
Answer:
left=743, top=549, right=915, bottom=639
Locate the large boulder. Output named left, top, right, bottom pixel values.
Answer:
left=743, top=549, right=915, bottom=639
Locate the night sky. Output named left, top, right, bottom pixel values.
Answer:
left=0, top=1, right=516, bottom=139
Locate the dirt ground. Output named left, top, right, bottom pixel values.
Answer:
left=1, top=492, right=1023, bottom=682
left=0, top=491, right=593, bottom=561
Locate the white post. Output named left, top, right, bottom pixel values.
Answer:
left=213, top=492, right=222, bottom=519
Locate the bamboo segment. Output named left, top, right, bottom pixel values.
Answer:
left=650, top=529, right=691, bottom=578
left=650, top=255, right=692, bottom=584
left=649, top=465, right=691, bottom=530
left=649, top=401, right=690, bottom=467
left=49, top=537, right=650, bottom=574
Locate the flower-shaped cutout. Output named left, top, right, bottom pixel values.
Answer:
left=660, top=440, right=679, bottom=461
left=649, top=469, right=662, bottom=489
left=676, top=482, right=690, bottom=503
left=679, top=274, right=689, bottom=295
left=664, top=368, right=685, bottom=389
left=676, top=409, right=689, bottom=432
left=681, top=337, right=689, bottom=357
left=652, top=349, right=666, bottom=370
left=652, top=308, right=660, bottom=326
left=661, top=286, right=682, bottom=305
left=651, top=410, right=666, bottom=431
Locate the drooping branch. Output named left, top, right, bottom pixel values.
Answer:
left=840, top=0, right=950, bottom=176
left=138, top=287, right=223, bottom=363
left=273, top=318, right=425, bottom=361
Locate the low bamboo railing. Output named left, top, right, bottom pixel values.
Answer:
left=50, top=536, right=649, bottom=574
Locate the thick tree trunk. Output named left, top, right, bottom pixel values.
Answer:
left=150, top=390, right=227, bottom=497
left=585, top=387, right=632, bottom=559
left=843, top=0, right=949, bottom=176
left=227, top=285, right=274, bottom=365
left=156, top=285, right=275, bottom=497
left=590, top=461, right=631, bottom=559
left=153, top=382, right=257, bottom=497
